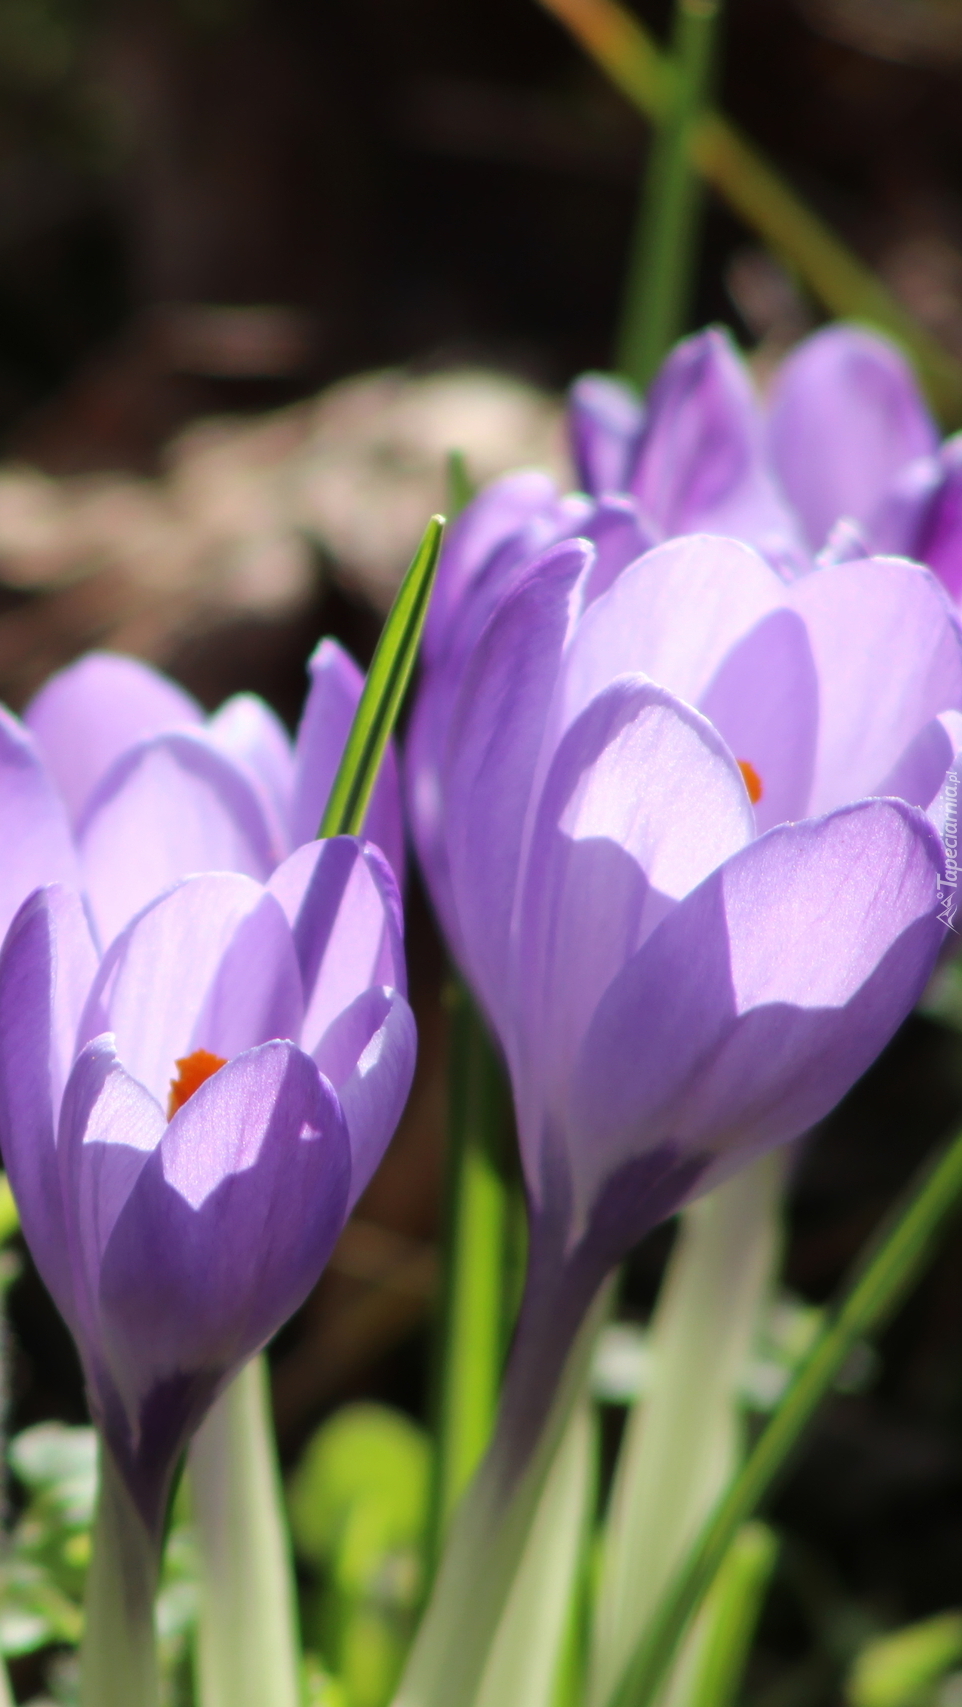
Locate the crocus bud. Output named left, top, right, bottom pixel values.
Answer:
left=0, top=834, right=415, bottom=1539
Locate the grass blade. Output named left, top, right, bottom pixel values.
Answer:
left=318, top=513, right=445, bottom=839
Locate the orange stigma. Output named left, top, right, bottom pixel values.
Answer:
left=167, top=1049, right=227, bottom=1119
left=737, top=759, right=764, bottom=805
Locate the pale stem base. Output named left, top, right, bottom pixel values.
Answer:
left=393, top=1280, right=613, bottom=1707
left=188, top=1355, right=301, bottom=1707
left=80, top=1442, right=160, bottom=1707
left=474, top=1392, right=595, bottom=1707
left=590, top=1151, right=784, bottom=1707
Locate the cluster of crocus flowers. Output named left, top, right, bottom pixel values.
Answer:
left=2, top=318, right=961, bottom=1707
left=399, top=360, right=962, bottom=1699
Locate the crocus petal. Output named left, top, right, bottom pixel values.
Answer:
left=568, top=373, right=646, bottom=497
left=876, top=712, right=962, bottom=811
left=917, top=436, right=962, bottom=603
left=444, top=539, right=593, bottom=1035
left=630, top=329, right=804, bottom=565
left=0, top=709, right=80, bottom=941
left=424, top=471, right=566, bottom=664
left=205, top=693, right=296, bottom=847
left=698, top=609, right=819, bottom=832
left=24, top=652, right=203, bottom=826
left=513, top=681, right=754, bottom=1166
left=767, top=325, right=938, bottom=552
left=290, top=638, right=405, bottom=884
left=95, top=1041, right=349, bottom=1525
left=0, top=885, right=98, bottom=1331
left=867, top=455, right=942, bottom=559
left=314, top=985, right=417, bottom=1209
left=815, top=516, right=871, bottom=567
left=569, top=801, right=943, bottom=1242
left=578, top=496, right=661, bottom=605
left=926, top=713, right=962, bottom=839
left=405, top=680, right=463, bottom=955
left=788, top=557, right=962, bottom=813
left=81, top=873, right=303, bottom=1107
left=56, top=1038, right=165, bottom=1364
left=556, top=535, right=786, bottom=737
left=267, top=837, right=405, bottom=1055
left=78, top=731, right=279, bottom=946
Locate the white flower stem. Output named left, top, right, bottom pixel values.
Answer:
left=80, top=1442, right=161, bottom=1707
left=474, top=1392, right=596, bottom=1707
left=188, top=1355, right=301, bottom=1707
left=392, top=1277, right=613, bottom=1707
left=590, top=1152, right=784, bottom=1707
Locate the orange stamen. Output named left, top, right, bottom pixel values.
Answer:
left=167, top=1049, right=228, bottom=1120
left=737, top=759, right=764, bottom=805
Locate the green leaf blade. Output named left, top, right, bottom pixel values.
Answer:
left=319, top=514, right=445, bottom=841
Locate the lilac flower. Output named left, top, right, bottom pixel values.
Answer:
left=408, top=531, right=951, bottom=1484
left=0, top=835, right=415, bottom=1539
left=0, top=639, right=403, bottom=948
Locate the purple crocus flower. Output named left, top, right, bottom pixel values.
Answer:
left=415, top=325, right=962, bottom=706
left=0, top=638, right=403, bottom=949
left=401, top=531, right=949, bottom=1701
left=570, top=322, right=962, bottom=591
left=0, top=833, right=415, bottom=1542
left=408, top=529, right=951, bottom=1488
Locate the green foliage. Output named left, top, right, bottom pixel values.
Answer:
left=0, top=1179, right=20, bottom=1250
left=287, top=1405, right=432, bottom=1707
left=847, top=1615, right=962, bottom=1707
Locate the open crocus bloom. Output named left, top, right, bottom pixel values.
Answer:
left=408, top=533, right=950, bottom=1478
left=0, top=638, right=403, bottom=949
left=411, top=525, right=962, bottom=969
left=416, top=324, right=962, bottom=726
left=0, top=835, right=415, bottom=1540
left=573, top=322, right=962, bottom=589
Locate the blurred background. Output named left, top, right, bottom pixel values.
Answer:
left=6, top=1, right=962, bottom=1703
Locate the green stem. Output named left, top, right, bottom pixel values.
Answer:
left=605, top=1123, right=962, bottom=1707
left=535, top=0, right=962, bottom=424
left=618, top=0, right=723, bottom=388
left=680, top=1523, right=779, bottom=1707
left=590, top=1154, right=782, bottom=1707
left=80, top=1442, right=160, bottom=1707
left=188, top=1356, right=301, bottom=1707
left=429, top=983, right=511, bottom=1555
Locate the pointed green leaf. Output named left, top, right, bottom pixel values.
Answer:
left=319, top=515, right=445, bottom=840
